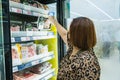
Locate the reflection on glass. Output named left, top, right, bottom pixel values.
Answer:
left=94, top=20, right=120, bottom=80
left=0, top=1, right=6, bottom=80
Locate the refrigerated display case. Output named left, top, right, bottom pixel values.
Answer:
left=0, top=0, right=64, bottom=80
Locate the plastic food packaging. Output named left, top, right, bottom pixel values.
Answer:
left=21, top=43, right=36, bottom=59
left=10, top=0, right=20, bottom=3
left=36, top=44, right=48, bottom=54
left=28, top=62, right=52, bottom=74
left=42, top=4, right=49, bottom=10
left=12, top=44, right=22, bottom=66
left=27, top=43, right=36, bottom=57
left=13, top=70, right=38, bottom=80
left=44, top=20, right=51, bottom=29
left=10, top=24, right=20, bottom=31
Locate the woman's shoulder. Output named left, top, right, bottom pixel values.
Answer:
left=76, top=49, right=98, bottom=61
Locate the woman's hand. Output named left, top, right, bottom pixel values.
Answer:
left=48, top=16, right=58, bottom=25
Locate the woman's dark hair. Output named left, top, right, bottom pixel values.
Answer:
left=69, top=17, right=97, bottom=50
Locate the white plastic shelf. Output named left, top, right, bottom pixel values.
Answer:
left=13, top=52, right=54, bottom=72
left=13, top=69, right=55, bottom=80
left=33, top=69, right=55, bottom=80
left=9, top=1, right=49, bottom=17
left=11, top=31, right=55, bottom=42
left=11, top=36, right=55, bottom=43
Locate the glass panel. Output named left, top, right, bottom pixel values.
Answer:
left=0, top=0, right=6, bottom=80
left=69, top=0, right=120, bottom=80
left=94, top=20, right=120, bottom=80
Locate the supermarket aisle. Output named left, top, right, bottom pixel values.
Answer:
left=99, top=49, right=120, bottom=80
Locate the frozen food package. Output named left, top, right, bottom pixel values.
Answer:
left=37, top=2, right=44, bottom=9
left=44, top=19, right=51, bottom=29
left=36, top=44, right=48, bottom=54
left=21, top=44, right=28, bottom=59
left=27, top=43, right=36, bottom=57
left=12, top=44, right=22, bottom=66
left=13, top=70, right=38, bottom=80
left=21, top=42, right=37, bottom=59
left=29, top=62, right=52, bottom=74
left=10, top=24, right=20, bottom=31
left=10, top=0, right=20, bottom=3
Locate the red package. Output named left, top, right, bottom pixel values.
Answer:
left=13, top=70, right=38, bottom=80
left=27, top=43, right=36, bottom=57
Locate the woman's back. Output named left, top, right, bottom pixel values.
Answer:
left=57, top=49, right=100, bottom=80
left=48, top=16, right=101, bottom=80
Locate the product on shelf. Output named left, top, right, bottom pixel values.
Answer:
left=13, top=70, right=38, bottom=80
left=28, top=62, right=52, bottom=74
left=10, top=24, right=21, bottom=31
left=21, top=42, right=36, bottom=59
left=36, top=44, right=48, bottom=54
left=37, top=17, right=51, bottom=30
left=44, top=19, right=51, bottom=29
left=25, top=23, right=33, bottom=31
left=29, top=0, right=38, bottom=7
left=22, top=0, right=49, bottom=10
left=42, top=4, right=49, bottom=10
left=37, top=2, right=44, bottom=9
left=12, top=44, right=22, bottom=66
left=10, top=0, right=20, bottom=3
left=27, top=43, right=36, bottom=57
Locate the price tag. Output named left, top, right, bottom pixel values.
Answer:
left=12, top=7, right=22, bottom=13
left=26, top=37, right=30, bottom=40
left=17, top=9, right=22, bottom=13
left=31, top=60, right=39, bottom=65
left=13, top=67, right=18, bottom=72
left=27, top=11, right=32, bottom=15
left=11, top=38, right=15, bottom=42
left=21, top=37, right=26, bottom=41
left=23, top=10, right=32, bottom=15
left=33, top=37, right=37, bottom=40
left=37, top=37, right=40, bottom=39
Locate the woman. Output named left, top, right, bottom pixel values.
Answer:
left=49, top=17, right=101, bottom=80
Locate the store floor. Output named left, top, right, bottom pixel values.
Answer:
left=99, top=50, right=120, bottom=80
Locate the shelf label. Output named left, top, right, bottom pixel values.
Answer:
left=21, top=37, right=26, bottom=41
left=11, top=7, right=22, bottom=13
left=23, top=10, right=32, bottom=15
left=31, top=60, right=39, bottom=66
left=26, top=37, right=30, bottom=40
left=13, top=67, right=18, bottom=72
left=11, top=38, right=15, bottom=42
left=33, top=37, right=37, bottom=40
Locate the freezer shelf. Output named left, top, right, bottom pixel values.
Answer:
left=11, top=36, right=55, bottom=43
left=33, top=69, right=55, bottom=80
left=9, top=1, right=49, bottom=17
left=10, top=7, right=48, bottom=17
left=13, top=52, right=54, bottom=72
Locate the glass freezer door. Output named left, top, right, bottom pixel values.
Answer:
left=0, top=0, right=6, bottom=80
left=0, top=0, right=13, bottom=80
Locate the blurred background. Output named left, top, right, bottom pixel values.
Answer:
left=67, top=0, right=120, bottom=80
